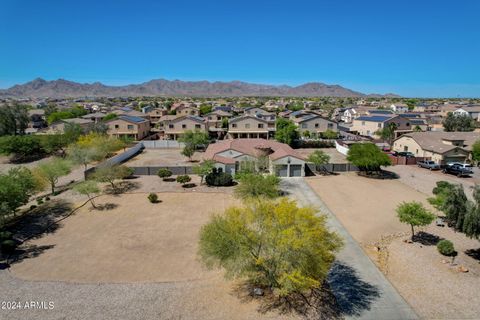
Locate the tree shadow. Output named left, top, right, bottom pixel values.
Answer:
left=91, top=203, right=119, bottom=211
left=8, top=244, right=55, bottom=265
left=414, top=231, right=443, bottom=246
left=327, top=262, right=380, bottom=317
left=232, top=281, right=341, bottom=320
left=465, top=248, right=480, bottom=261
left=357, top=170, right=399, bottom=180
left=182, top=183, right=197, bottom=188
left=105, top=181, right=141, bottom=195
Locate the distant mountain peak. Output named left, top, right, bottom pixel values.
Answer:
left=0, top=78, right=399, bottom=98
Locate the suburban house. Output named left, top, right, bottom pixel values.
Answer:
left=453, top=105, right=480, bottom=121
left=81, top=112, right=107, bottom=123
left=291, top=113, right=338, bottom=137
left=390, top=103, right=409, bottom=113
left=350, top=115, right=412, bottom=138
left=106, top=115, right=151, bottom=140
left=393, top=132, right=480, bottom=164
left=340, top=108, right=358, bottom=123
left=163, top=115, right=207, bottom=140
left=147, top=108, right=168, bottom=124
left=175, top=105, right=200, bottom=117
left=205, top=110, right=233, bottom=129
left=48, top=118, right=94, bottom=134
left=203, top=138, right=307, bottom=177
left=28, top=109, right=46, bottom=128
left=243, top=107, right=276, bottom=121
left=227, top=115, right=276, bottom=139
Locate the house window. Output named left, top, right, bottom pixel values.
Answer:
left=114, top=125, right=119, bottom=129
left=301, top=123, right=307, bottom=128
left=169, top=124, right=174, bottom=129
left=232, top=123, right=237, bottom=128
left=315, top=123, right=319, bottom=128
left=182, top=124, right=187, bottom=129
left=258, top=123, right=264, bottom=128
left=127, top=125, right=134, bottom=130
left=327, top=123, right=333, bottom=129
left=378, top=123, right=382, bottom=128
left=195, top=124, right=201, bottom=129
left=245, top=123, right=250, bottom=129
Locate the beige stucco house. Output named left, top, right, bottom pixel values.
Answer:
left=203, top=139, right=306, bottom=177
left=392, top=131, right=480, bottom=164
left=106, top=115, right=151, bottom=140
left=292, top=114, right=338, bottom=137
left=164, top=115, right=207, bottom=140
left=227, top=115, right=275, bottom=139
left=351, top=115, right=411, bottom=138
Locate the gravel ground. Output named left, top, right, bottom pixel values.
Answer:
left=295, top=148, right=348, bottom=164
left=124, top=148, right=203, bottom=166
left=388, top=165, right=477, bottom=199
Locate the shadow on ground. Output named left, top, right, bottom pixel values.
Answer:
left=232, top=282, right=341, bottom=320
left=414, top=231, right=443, bottom=246
left=2, top=199, right=73, bottom=265
left=105, top=181, right=141, bottom=195
left=465, top=248, right=480, bottom=261
left=327, top=261, right=380, bottom=317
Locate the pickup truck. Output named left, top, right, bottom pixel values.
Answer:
left=417, top=160, right=441, bottom=170
left=443, top=164, right=474, bottom=177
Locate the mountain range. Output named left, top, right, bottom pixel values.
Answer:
left=0, top=78, right=399, bottom=98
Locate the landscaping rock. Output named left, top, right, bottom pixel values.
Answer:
left=457, top=266, right=469, bottom=273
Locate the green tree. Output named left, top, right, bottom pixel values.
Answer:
left=321, top=129, right=338, bottom=140
left=176, top=174, right=192, bottom=186
left=92, top=164, right=133, bottom=193
left=39, top=134, right=70, bottom=157
left=307, top=150, right=330, bottom=171
left=302, top=130, right=311, bottom=139
left=0, top=167, right=38, bottom=222
left=102, top=113, right=118, bottom=122
left=0, top=103, right=30, bottom=136
left=443, top=184, right=468, bottom=230
left=0, top=135, right=45, bottom=162
left=462, top=185, right=480, bottom=240
left=181, top=144, right=195, bottom=160
left=198, top=198, right=343, bottom=297
left=275, top=118, right=298, bottom=146
left=157, top=168, right=173, bottom=181
left=471, top=140, right=480, bottom=165
left=74, top=180, right=100, bottom=208
left=396, top=201, right=435, bottom=240
left=442, top=112, right=475, bottom=132
left=427, top=181, right=455, bottom=211
left=375, top=122, right=397, bottom=146
left=199, top=104, right=213, bottom=115
left=67, top=144, right=103, bottom=170
left=234, top=174, right=280, bottom=199
left=346, top=143, right=391, bottom=174
left=34, top=158, right=72, bottom=194
left=178, top=130, right=209, bottom=160
left=193, top=160, right=215, bottom=184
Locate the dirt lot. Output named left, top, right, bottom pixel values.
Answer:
left=125, top=148, right=203, bottom=166
left=11, top=192, right=238, bottom=283
left=306, top=173, right=480, bottom=319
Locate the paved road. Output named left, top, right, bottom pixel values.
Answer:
left=281, top=178, right=418, bottom=320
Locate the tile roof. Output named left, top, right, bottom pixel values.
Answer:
left=204, top=139, right=305, bottom=163
left=396, top=131, right=480, bottom=154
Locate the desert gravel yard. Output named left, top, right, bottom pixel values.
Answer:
left=306, top=173, right=480, bottom=319
left=2, top=192, right=300, bottom=320
left=124, top=148, right=203, bottom=166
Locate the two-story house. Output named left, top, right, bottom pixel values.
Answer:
left=164, top=115, right=207, bottom=140
left=351, top=115, right=412, bottom=138
left=227, top=115, right=275, bottom=139
left=106, top=115, right=151, bottom=140
left=292, top=114, right=338, bottom=138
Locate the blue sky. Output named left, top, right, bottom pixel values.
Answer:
left=1, top=0, right=479, bottom=97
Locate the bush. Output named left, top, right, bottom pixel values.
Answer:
left=437, top=240, right=455, bottom=256
left=0, top=231, right=13, bottom=241
left=1, top=239, right=16, bottom=253
left=30, top=205, right=37, bottom=210
left=45, top=196, right=51, bottom=201
left=148, top=193, right=159, bottom=203
left=36, top=198, right=44, bottom=205
left=176, top=175, right=192, bottom=185
left=292, top=140, right=335, bottom=148
left=206, top=171, right=233, bottom=187
left=157, top=168, right=173, bottom=181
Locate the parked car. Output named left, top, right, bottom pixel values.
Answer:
left=393, top=151, right=415, bottom=158
left=447, top=162, right=473, bottom=169
left=443, top=164, right=473, bottom=177
left=417, top=160, right=441, bottom=170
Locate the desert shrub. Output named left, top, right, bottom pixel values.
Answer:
left=157, top=168, right=173, bottom=180
left=30, top=205, right=37, bottom=210
left=45, top=196, right=51, bottom=201
left=206, top=171, right=233, bottom=187
left=1, top=239, right=16, bottom=253
left=176, top=175, right=192, bottom=185
left=36, top=198, right=44, bottom=205
left=148, top=193, right=159, bottom=203
left=437, top=240, right=455, bottom=256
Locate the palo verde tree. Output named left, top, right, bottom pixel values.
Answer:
left=307, top=150, right=330, bottom=172
left=396, top=201, right=435, bottom=240
left=34, top=158, right=72, bottom=194
left=234, top=174, right=280, bottom=199
left=178, top=130, right=209, bottom=161
left=74, top=180, right=100, bottom=209
left=193, top=160, right=215, bottom=185
left=198, top=198, right=343, bottom=297
left=375, top=122, right=398, bottom=146
left=92, top=164, right=133, bottom=193
left=346, top=143, right=391, bottom=175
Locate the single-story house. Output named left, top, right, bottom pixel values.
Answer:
left=203, top=139, right=306, bottom=177
left=392, top=131, right=480, bottom=164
